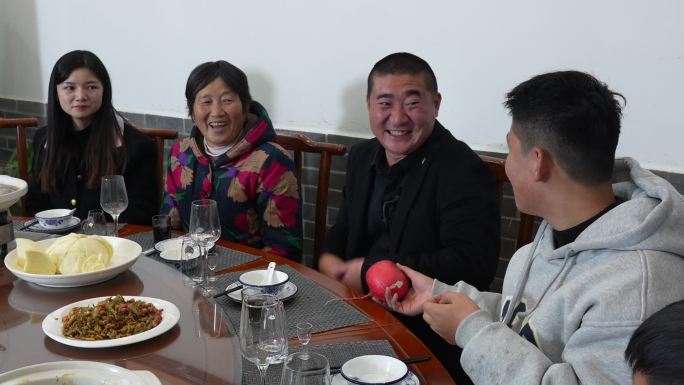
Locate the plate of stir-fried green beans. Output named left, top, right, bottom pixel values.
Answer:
left=42, top=295, right=180, bottom=348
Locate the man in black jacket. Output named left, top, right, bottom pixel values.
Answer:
left=319, top=52, right=500, bottom=383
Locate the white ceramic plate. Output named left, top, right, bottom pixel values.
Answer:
left=226, top=281, right=298, bottom=302
left=4, top=236, right=142, bottom=287
left=42, top=296, right=180, bottom=348
left=155, top=237, right=214, bottom=253
left=154, top=237, right=183, bottom=252
left=0, top=361, right=161, bottom=385
left=23, top=217, right=81, bottom=233
left=332, top=371, right=419, bottom=385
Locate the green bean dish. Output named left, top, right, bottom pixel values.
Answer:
left=61, top=295, right=164, bottom=340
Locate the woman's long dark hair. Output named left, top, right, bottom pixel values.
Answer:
left=39, top=50, right=125, bottom=192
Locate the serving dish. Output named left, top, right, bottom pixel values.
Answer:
left=42, top=295, right=180, bottom=348
left=0, top=360, right=162, bottom=384
left=4, top=236, right=142, bottom=287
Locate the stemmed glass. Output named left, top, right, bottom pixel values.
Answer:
left=239, top=290, right=288, bottom=385
left=189, top=199, right=221, bottom=292
left=204, top=250, right=219, bottom=296
left=296, top=322, right=313, bottom=356
left=180, top=236, right=199, bottom=287
left=100, top=175, right=128, bottom=237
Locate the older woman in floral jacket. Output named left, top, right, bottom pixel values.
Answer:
left=162, top=61, right=302, bottom=260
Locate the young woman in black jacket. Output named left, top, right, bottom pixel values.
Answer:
left=27, top=50, right=157, bottom=225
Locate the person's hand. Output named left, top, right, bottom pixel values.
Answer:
left=384, top=263, right=434, bottom=316
left=423, top=292, right=480, bottom=345
left=318, top=253, right=347, bottom=281
left=341, top=258, right=364, bottom=293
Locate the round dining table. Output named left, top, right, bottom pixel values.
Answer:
left=0, top=223, right=455, bottom=385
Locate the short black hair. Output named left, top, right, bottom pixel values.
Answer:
left=504, top=71, right=625, bottom=184
left=367, top=52, right=438, bottom=97
left=185, top=60, right=252, bottom=117
left=625, top=300, right=684, bottom=385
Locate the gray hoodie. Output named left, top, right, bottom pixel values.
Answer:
left=432, top=158, right=684, bottom=385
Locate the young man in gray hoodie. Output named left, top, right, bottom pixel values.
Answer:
left=386, top=70, right=684, bottom=384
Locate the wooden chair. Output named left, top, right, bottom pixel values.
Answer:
left=0, top=118, right=39, bottom=215
left=135, top=127, right=179, bottom=202
left=273, top=133, right=347, bottom=265
left=479, top=155, right=536, bottom=249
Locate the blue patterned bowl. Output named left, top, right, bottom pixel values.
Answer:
left=35, top=209, right=75, bottom=230
left=239, top=269, right=289, bottom=295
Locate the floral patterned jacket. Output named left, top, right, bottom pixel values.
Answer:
left=161, top=102, right=302, bottom=259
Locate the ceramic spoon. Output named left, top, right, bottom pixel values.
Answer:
left=261, top=262, right=276, bottom=285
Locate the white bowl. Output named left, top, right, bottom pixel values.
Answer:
left=239, top=269, right=289, bottom=295
left=341, top=355, right=409, bottom=385
left=0, top=175, right=27, bottom=210
left=35, top=208, right=75, bottom=229
left=4, top=236, right=142, bottom=287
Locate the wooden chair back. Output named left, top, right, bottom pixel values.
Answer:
left=479, top=155, right=536, bottom=249
left=0, top=118, right=39, bottom=215
left=273, top=133, right=347, bottom=264
left=135, top=128, right=178, bottom=203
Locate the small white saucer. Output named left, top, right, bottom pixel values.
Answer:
left=226, top=281, right=298, bottom=302
left=332, top=371, right=419, bottom=385
left=24, top=217, right=81, bottom=233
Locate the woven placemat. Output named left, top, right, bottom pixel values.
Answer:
left=242, top=340, right=397, bottom=385
left=124, top=231, right=261, bottom=271
left=213, top=264, right=371, bottom=338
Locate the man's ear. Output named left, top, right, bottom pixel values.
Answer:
left=433, top=92, right=442, bottom=116
left=531, top=147, right=552, bottom=182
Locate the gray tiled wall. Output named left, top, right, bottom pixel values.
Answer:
left=3, top=97, right=683, bottom=293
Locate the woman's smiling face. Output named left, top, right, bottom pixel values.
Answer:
left=192, top=77, right=246, bottom=147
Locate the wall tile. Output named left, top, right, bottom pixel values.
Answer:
left=327, top=207, right=339, bottom=225
left=0, top=98, right=17, bottom=111
left=120, top=111, right=145, bottom=127
left=16, top=100, right=46, bottom=116
left=654, top=170, right=684, bottom=194
left=302, top=202, right=315, bottom=222
left=303, top=220, right=315, bottom=239
left=144, top=114, right=183, bottom=131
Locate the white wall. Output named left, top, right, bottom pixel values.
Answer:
left=1, top=0, right=683, bottom=172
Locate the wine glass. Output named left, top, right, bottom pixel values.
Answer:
left=239, top=290, right=288, bottom=385
left=100, top=175, right=128, bottom=237
left=189, top=199, right=221, bottom=284
left=281, top=351, right=331, bottom=385
left=180, top=236, right=199, bottom=286
left=296, top=322, right=313, bottom=356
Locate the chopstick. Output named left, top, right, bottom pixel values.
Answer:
left=329, top=356, right=431, bottom=374
left=213, top=284, right=243, bottom=299
left=18, top=219, right=38, bottom=231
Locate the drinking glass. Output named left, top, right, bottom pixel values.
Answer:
left=81, top=209, right=108, bottom=235
left=239, top=290, right=288, bottom=385
left=151, top=214, right=172, bottom=243
left=189, top=199, right=221, bottom=283
left=281, top=351, right=331, bottom=385
left=202, top=250, right=219, bottom=296
left=100, top=175, right=128, bottom=237
left=180, top=236, right=199, bottom=286
left=296, top=322, right=313, bottom=355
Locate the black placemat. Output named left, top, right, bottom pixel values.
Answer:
left=124, top=231, right=261, bottom=271
left=242, top=340, right=397, bottom=385
left=213, top=264, right=372, bottom=338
